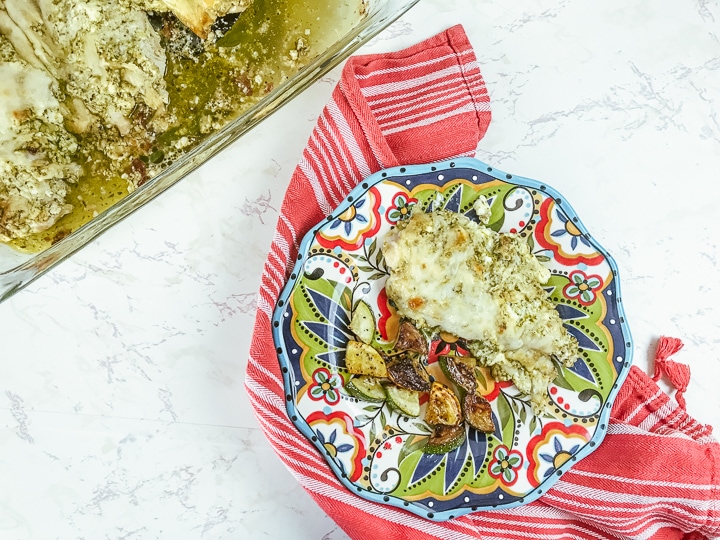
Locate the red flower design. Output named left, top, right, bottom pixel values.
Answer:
left=306, top=410, right=367, bottom=482
left=534, top=198, right=604, bottom=267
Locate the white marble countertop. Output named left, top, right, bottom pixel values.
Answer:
left=2, top=1, right=720, bottom=538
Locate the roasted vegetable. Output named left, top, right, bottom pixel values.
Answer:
left=343, top=318, right=492, bottom=455
left=345, top=340, right=387, bottom=378
left=349, top=300, right=376, bottom=345
left=384, top=384, right=421, bottom=417
left=438, top=355, right=476, bottom=393
left=453, top=355, right=477, bottom=371
left=423, top=424, right=466, bottom=454
left=425, top=381, right=462, bottom=426
left=345, top=375, right=386, bottom=403
left=394, top=319, right=427, bottom=353
left=386, top=352, right=430, bottom=392
left=463, top=392, right=495, bottom=433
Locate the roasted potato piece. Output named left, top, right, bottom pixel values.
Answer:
left=394, top=319, right=427, bottom=352
left=425, top=381, right=462, bottom=426
left=345, top=340, right=387, bottom=378
left=463, top=392, right=495, bottom=433
left=386, top=352, right=430, bottom=392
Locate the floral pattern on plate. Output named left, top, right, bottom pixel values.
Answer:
left=272, top=158, right=633, bottom=521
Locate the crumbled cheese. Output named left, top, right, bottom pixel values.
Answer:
left=382, top=202, right=579, bottom=412
left=473, top=195, right=491, bottom=225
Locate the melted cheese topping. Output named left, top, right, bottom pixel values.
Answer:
left=382, top=200, right=579, bottom=411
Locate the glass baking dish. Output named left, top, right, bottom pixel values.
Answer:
left=0, top=0, right=420, bottom=303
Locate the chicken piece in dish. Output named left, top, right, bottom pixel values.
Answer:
left=0, top=34, right=80, bottom=242
left=132, top=0, right=253, bottom=38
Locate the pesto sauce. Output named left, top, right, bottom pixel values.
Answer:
left=10, top=0, right=364, bottom=253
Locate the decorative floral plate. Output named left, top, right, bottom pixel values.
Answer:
left=272, top=157, right=632, bottom=521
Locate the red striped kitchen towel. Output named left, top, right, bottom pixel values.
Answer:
left=245, top=25, right=720, bottom=540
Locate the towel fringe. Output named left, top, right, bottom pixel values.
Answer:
left=652, top=336, right=690, bottom=409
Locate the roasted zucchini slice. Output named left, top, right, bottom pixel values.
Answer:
left=425, top=381, right=463, bottom=426
left=345, top=340, right=388, bottom=378
left=384, top=384, right=421, bottom=417
left=453, top=355, right=477, bottom=371
left=349, top=300, right=376, bottom=345
left=394, top=319, right=427, bottom=353
left=438, top=355, right=477, bottom=393
left=463, top=392, right=495, bottom=433
left=345, top=375, right=386, bottom=402
left=386, top=352, right=430, bottom=392
left=423, top=424, right=466, bottom=454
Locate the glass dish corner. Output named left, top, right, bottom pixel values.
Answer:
left=0, top=0, right=421, bottom=303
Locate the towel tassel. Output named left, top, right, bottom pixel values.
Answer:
left=651, top=336, right=690, bottom=409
